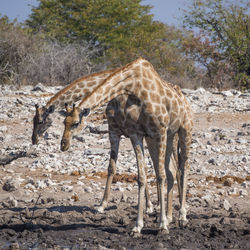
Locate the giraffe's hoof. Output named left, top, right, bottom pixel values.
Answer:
left=166, top=216, right=173, bottom=226
left=159, top=221, right=169, bottom=234
left=130, top=226, right=142, bottom=237
left=130, top=229, right=142, bottom=238
left=146, top=204, right=154, bottom=214
left=158, top=227, right=169, bottom=235
left=130, top=231, right=142, bottom=238
left=95, top=205, right=105, bottom=213
left=179, top=219, right=188, bottom=228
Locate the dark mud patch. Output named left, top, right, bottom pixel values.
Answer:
left=0, top=203, right=249, bottom=249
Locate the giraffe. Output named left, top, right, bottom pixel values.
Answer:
left=31, top=68, right=155, bottom=213
left=32, top=68, right=115, bottom=145
left=60, top=58, right=193, bottom=235
left=62, top=99, right=180, bottom=226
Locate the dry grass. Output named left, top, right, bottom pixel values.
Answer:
left=205, top=175, right=246, bottom=187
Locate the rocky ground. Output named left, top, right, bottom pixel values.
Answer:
left=0, top=84, right=249, bottom=249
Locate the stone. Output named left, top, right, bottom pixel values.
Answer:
left=120, top=193, right=127, bottom=202
left=228, top=187, right=238, bottom=195
left=10, top=242, right=20, bottom=250
left=203, top=193, right=213, bottom=202
left=2, top=179, right=19, bottom=192
left=0, top=125, right=7, bottom=132
left=88, top=124, right=109, bottom=134
left=8, top=197, right=18, bottom=207
left=24, top=183, right=35, bottom=191
left=222, top=90, right=234, bottom=97
left=236, top=138, right=247, bottom=144
left=208, top=158, right=216, bottom=165
left=61, top=185, right=73, bottom=192
left=241, top=181, right=249, bottom=188
left=223, top=199, right=231, bottom=211
left=84, top=187, right=92, bottom=193
left=32, top=83, right=46, bottom=92
left=223, top=178, right=233, bottom=187
left=35, top=180, right=48, bottom=189
left=2, top=196, right=18, bottom=208
left=84, top=148, right=108, bottom=155
left=239, top=189, right=248, bottom=196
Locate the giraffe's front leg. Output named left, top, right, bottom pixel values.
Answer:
left=165, top=154, right=177, bottom=226
left=165, top=134, right=177, bottom=225
left=157, top=130, right=169, bottom=234
left=145, top=135, right=169, bottom=232
left=157, top=173, right=169, bottom=233
left=144, top=165, right=154, bottom=214
left=96, top=132, right=120, bottom=213
left=131, top=172, right=146, bottom=236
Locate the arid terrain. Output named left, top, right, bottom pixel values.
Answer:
left=0, top=84, right=249, bottom=249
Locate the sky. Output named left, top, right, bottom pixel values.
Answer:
left=0, top=0, right=187, bottom=27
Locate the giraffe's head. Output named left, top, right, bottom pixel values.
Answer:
left=32, top=104, right=55, bottom=144
left=61, top=103, right=89, bottom=151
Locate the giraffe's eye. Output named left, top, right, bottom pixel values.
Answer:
left=71, top=122, right=79, bottom=129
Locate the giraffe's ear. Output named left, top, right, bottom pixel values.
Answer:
left=47, top=105, right=55, bottom=114
left=59, top=110, right=68, bottom=117
left=65, top=103, right=71, bottom=114
left=79, top=108, right=90, bottom=120
left=34, top=104, right=39, bottom=114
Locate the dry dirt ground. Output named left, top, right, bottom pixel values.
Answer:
left=0, top=89, right=249, bottom=249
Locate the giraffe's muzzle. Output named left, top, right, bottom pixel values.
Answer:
left=61, top=138, right=69, bottom=151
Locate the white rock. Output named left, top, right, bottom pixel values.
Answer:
left=77, top=181, right=84, bottom=186
left=0, top=126, right=7, bottom=132
left=7, top=196, right=18, bottom=207
left=32, top=82, right=46, bottom=92
left=223, top=199, right=231, bottom=211
left=45, top=178, right=56, bottom=186
left=203, top=194, right=213, bottom=204
left=35, top=180, right=48, bottom=189
left=222, top=90, right=234, bottom=97
left=24, top=183, right=36, bottom=190
left=228, top=187, right=238, bottom=195
left=84, top=187, right=92, bottom=193
left=61, top=185, right=73, bottom=192
left=239, top=189, right=248, bottom=196
left=2, top=179, right=19, bottom=192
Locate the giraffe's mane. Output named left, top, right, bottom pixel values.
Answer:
left=78, top=57, right=154, bottom=106
left=46, top=68, right=115, bottom=107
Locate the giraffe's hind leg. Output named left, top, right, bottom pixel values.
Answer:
left=177, top=127, right=192, bottom=227
left=144, top=164, right=154, bottom=214
left=146, top=136, right=177, bottom=227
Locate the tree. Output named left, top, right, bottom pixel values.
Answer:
left=26, top=0, right=164, bottom=64
left=182, top=0, right=249, bottom=89
left=0, top=15, right=39, bottom=84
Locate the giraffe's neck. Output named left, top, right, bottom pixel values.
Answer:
left=45, top=69, right=116, bottom=110
left=78, top=58, right=163, bottom=112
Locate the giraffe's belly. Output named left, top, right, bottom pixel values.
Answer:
left=106, top=96, right=159, bottom=138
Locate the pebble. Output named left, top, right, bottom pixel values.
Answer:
left=0, top=84, right=249, bottom=212
left=239, top=189, right=248, bottom=196
left=84, top=187, right=92, bottom=193
left=0, top=125, right=7, bottom=132
left=61, top=185, right=73, bottom=192
left=223, top=199, right=231, bottom=211
left=2, top=179, right=19, bottom=192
